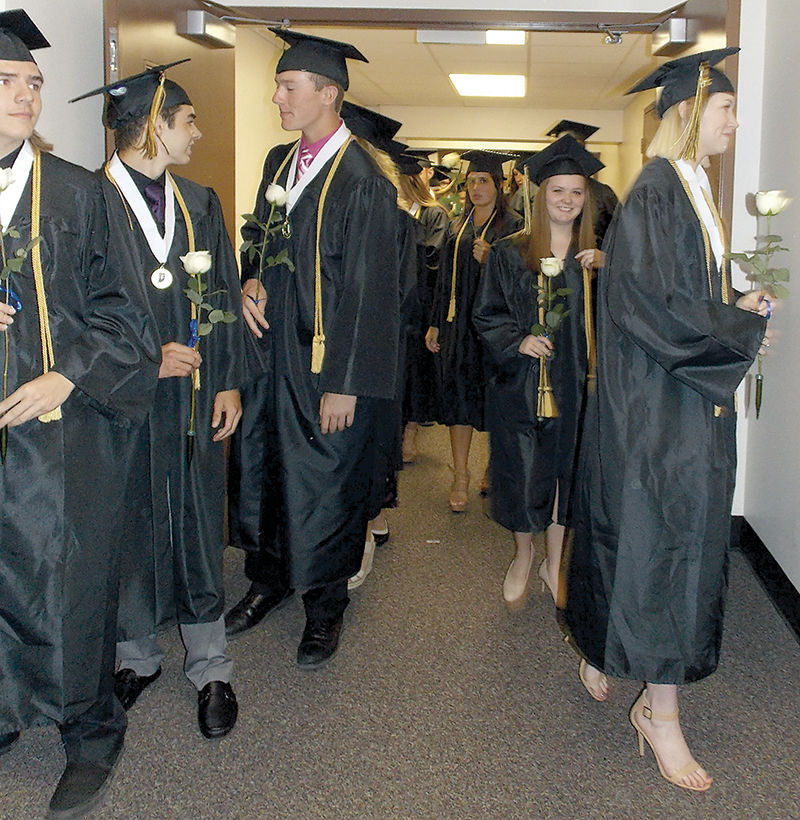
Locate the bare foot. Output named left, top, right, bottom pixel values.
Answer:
left=633, top=704, right=712, bottom=790
left=579, top=659, right=609, bottom=701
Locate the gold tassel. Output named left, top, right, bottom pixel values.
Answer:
left=311, top=335, right=325, bottom=373
left=677, top=62, right=711, bottom=162
left=537, top=356, right=559, bottom=419
left=522, top=167, right=532, bottom=236
left=141, top=74, right=167, bottom=160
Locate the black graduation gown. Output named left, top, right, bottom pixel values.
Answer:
left=430, top=209, right=522, bottom=429
left=230, top=139, right=401, bottom=589
left=589, top=177, right=618, bottom=247
left=368, top=207, right=420, bottom=518
left=403, top=203, right=449, bottom=424
left=101, top=172, right=244, bottom=638
left=565, top=158, right=766, bottom=684
left=0, top=152, right=160, bottom=734
left=474, top=239, right=589, bottom=533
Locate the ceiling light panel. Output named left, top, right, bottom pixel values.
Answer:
left=449, top=74, right=526, bottom=97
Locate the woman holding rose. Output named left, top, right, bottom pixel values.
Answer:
left=565, top=49, right=773, bottom=791
left=473, top=136, right=603, bottom=606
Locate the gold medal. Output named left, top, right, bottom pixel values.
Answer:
left=150, top=266, right=173, bottom=289
left=281, top=217, right=292, bottom=238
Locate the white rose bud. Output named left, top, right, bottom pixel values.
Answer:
left=540, top=257, right=564, bottom=277
left=265, top=183, right=288, bottom=207
left=0, top=167, right=15, bottom=192
left=441, top=152, right=461, bottom=170
left=180, top=250, right=213, bottom=275
left=755, top=190, right=792, bottom=216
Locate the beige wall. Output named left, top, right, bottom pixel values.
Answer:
left=741, top=0, right=800, bottom=589
left=235, top=27, right=287, bottom=239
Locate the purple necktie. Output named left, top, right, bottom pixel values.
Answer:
left=144, top=180, right=165, bottom=225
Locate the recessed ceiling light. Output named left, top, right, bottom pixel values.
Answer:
left=449, top=74, right=526, bottom=97
left=485, top=30, right=526, bottom=45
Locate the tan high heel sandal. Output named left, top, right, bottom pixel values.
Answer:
left=628, top=690, right=712, bottom=792
left=448, top=471, right=470, bottom=512
left=578, top=658, right=608, bottom=702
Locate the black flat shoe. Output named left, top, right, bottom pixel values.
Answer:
left=297, top=616, right=343, bottom=668
left=0, top=730, right=20, bottom=757
left=48, top=749, right=122, bottom=819
left=372, top=523, right=390, bottom=546
left=224, top=587, right=293, bottom=639
left=113, top=667, right=161, bottom=711
left=197, top=681, right=238, bottom=739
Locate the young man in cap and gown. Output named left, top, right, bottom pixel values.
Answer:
left=226, top=29, right=401, bottom=666
left=0, top=10, right=161, bottom=817
left=70, top=62, right=244, bottom=738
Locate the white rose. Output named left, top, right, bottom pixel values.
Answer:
left=540, top=257, right=564, bottom=277
left=441, top=152, right=461, bottom=170
left=180, top=250, right=212, bottom=275
left=755, top=190, right=792, bottom=216
left=0, top=168, right=15, bottom=192
left=265, top=183, right=288, bottom=207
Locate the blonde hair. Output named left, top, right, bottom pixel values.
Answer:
left=524, top=175, right=595, bottom=272
left=352, top=135, right=401, bottom=198
left=397, top=171, right=446, bottom=213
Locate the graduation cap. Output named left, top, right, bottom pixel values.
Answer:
left=521, top=135, right=603, bottom=186
left=627, top=47, right=739, bottom=118
left=340, top=100, right=402, bottom=152
left=512, top=150, right=538, bottom=171
left=461, top=149, right=516, bottom=178
left=395, top=153, right=424, bottom=176
left=271, top=28, right=367, bottom=91
left=431, top=164, right=452, bottom=184
left=404, top=149, right=434, bottom=168
left=0, top=9, right=50, bottom=63
left=546, top=120, right=599, bottom=142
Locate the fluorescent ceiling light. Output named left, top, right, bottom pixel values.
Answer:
left=485, top=30, right=526, bottom=45
left=449, top=73, right=526, bottom=97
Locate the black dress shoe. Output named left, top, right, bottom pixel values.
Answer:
left=0, top=730, right=20, bottom=757
left=113, top=667, right=161, bottom=711
left=197, top=681, right=238, bottom=739
left=297, top=616, right=343, bottom=668
left=48, top=750, right=122, bottom=819
left=224, top=587, right=293, bottom=638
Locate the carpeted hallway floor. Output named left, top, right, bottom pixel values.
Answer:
left=3, top=424, right=799, bottom=819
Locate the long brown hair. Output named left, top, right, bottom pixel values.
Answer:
left=524, top=175, right=595, bottom=272
left=454, top=171, right=508, bottom=231
left=398, top=171, right=447, bottom=213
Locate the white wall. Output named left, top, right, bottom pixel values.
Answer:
left=4, top=0, right=106, bottom=170
left=740, top=0, right=800, bottom=589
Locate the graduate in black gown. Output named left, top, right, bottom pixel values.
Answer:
left=225, top=30, right=401, bottom=667
left=398, top=160, right=450, bottom=464
left=473, top=136, right=604, bottom=605
left=426, top=150, right=521, bottom=511
left=564, top=49, right=772, bottom=792
left=72, top=63, right=244, bottom=738
left=546, top=120, right=619, bottom=246
left=0, top=11, right=160, bottom=816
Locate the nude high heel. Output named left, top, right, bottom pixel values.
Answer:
left=448, top=470, right=470, bottom=512
left=628, top=690, right=712, bottom=792
left=502, top=549, right=534, bottom=603
left=578, top=658, right=608, bottom=702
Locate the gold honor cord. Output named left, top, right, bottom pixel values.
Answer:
left=30, top=147, right=60, bottom=423
left=311, top=137, right=353, bottom=374
left=669, top=161, right=734, bottom=416
left=446, top=208, right=496, bottom=323
left=103, top=163, right=134, bottom=231
left=536, top=268, right=558, bottom=419
left=582, top=265, right=597, bottom=389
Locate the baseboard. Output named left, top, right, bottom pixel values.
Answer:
left=735, top=516, right=800, bottom=643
